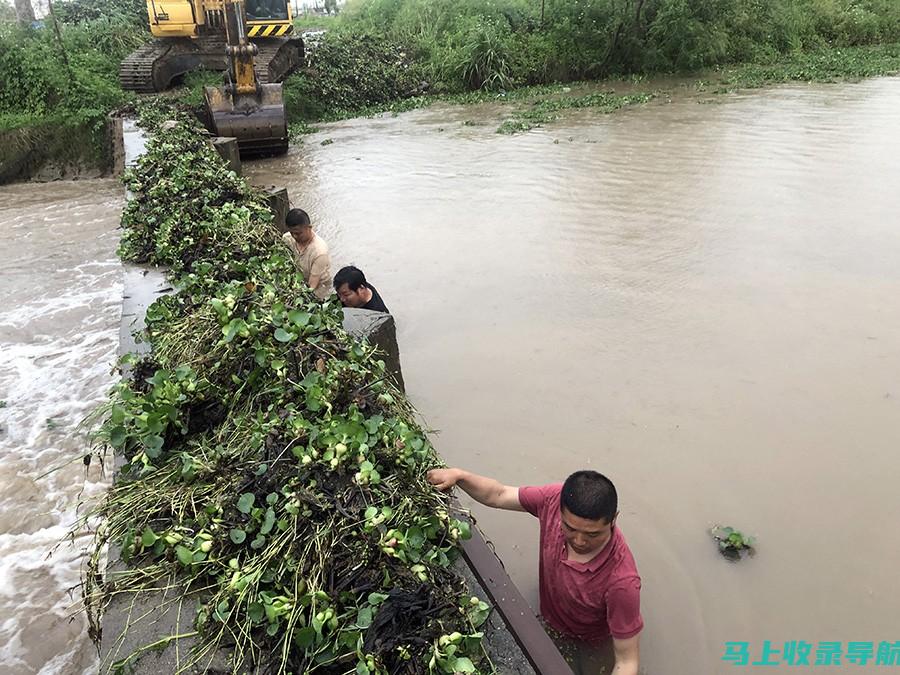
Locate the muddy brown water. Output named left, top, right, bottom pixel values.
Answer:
left=1, top=76, right=899, bottom=673
left=0, top=180, right=122, bottom=674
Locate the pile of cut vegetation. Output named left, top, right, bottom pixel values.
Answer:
left=80, top=104, right=489, bottom=674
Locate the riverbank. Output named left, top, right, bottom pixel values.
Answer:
left=0, top=7, right=145, bottom=183
left=1, top=0, right=899, bottom=184
left=287, top=41, right=900, bottom=136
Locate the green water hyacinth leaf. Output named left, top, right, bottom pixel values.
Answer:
left=288, top=310, right=311, bottom=327
left=248, top=602, right=265, bottom=623
left=273, top=327, right=294, bottom=343
left=237, top=493, right=255, bottom=513
left=260, top=508, right=276, bottom=535
left=223, top=318, right=249, bottom=343
left=229, top=528, right=246, bottom=544
left=110, top=405, right=125, bottom=425
left=452, top=657, right=476, bottom=673
left=109, top=425, right=127, bottom=448
left=141, top=527, right=157, bottom=547
left=146, top=414, right=163, bottom=434
left=294, top=626, right=315, bottom=649
left=210, top=298, right=228, bottom=319
left=356, top=606, right=373, bottom=629
left=175, top=545, right=193, bottom=566
left=144, top=434, right=164, bottom=457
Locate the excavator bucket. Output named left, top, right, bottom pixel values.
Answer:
left=204, top=83, right=289, bottom=157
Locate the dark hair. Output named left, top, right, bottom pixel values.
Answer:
left=333, top=265, right=368, bottom=292
left=286, top=208, right=311, bottom=228
left=561, top=471, right=618, bottom=522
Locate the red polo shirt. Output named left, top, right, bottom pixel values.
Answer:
left=519, top=483, right=643, bottom=643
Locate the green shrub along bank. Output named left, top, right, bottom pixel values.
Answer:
left=80, top=103, right=491, bottom=674
left=337, top=0, right=900, bottom=90
left=283, top=31, right=427, bottom=121
left=282, top=37, right=900, bottom=135
left=709, top=41, right=900, bottom=89
left=0, top=8, right=147, bottom=180
left=282, top=0, right=900, bottom=127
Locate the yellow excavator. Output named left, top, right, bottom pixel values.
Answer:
left=120, top=0, right=302, bottom=94
left=202, top=0, right=288, bottom=156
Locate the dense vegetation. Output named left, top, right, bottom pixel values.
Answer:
left=82, top=104, right=491, bottom=673
left=0, top=0, right=146, bottom=177
left=286, top=0, right=900, bottom=114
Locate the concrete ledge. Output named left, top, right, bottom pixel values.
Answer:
left=211, top=136, right=242, bottom=175
left=342, top=308, right=405, bottom=393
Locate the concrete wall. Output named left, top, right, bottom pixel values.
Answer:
left=342, top=308, right=405, bottom=393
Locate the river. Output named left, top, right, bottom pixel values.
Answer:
left=2, top=76, right=899, bottom=673
left=0, top=180, right=122, bottom=674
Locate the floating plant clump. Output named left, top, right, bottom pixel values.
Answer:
left=711, top=525, right=756, bottom=561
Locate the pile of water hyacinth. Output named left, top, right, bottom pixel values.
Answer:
left=78, top=104, right=491, bottom=674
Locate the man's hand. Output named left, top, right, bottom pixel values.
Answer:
left=425, top=467, right=524, bottom=511
left=427, top=468, right=461, bottom=491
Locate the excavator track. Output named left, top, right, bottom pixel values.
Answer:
left=253, top=38, right=300, bottom=84
left=119, top=35, right=303, bottom=93
left=119, top=41, right=174, bottom=94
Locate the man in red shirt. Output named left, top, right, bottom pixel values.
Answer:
left=427, top=468, right=642, bottom=675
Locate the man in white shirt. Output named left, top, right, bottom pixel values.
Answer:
left=281, top=208, right=332, bottom=300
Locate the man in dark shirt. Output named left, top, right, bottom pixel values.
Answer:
left=333, top=266, right=389, bottom=313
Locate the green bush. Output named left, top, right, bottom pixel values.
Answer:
left=339, top=0, right=900, bottom=90
left=0, top=17, right=145, bottom=124
left=53, top=0, right=148, bottom=27
left=0, top=9, right=148, bottom=179
left=284, top=30, right=425, bottom=120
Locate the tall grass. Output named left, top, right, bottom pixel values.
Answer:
left=336, top=0, right=900, bottom=91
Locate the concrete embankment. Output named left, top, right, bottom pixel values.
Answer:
left=98, top=118, right=568, bottom=674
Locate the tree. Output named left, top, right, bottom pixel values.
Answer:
left=13, top=0, right=35, bottom=26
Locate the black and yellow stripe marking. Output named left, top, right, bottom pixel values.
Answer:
left=248, top=23, right=293, bottom=37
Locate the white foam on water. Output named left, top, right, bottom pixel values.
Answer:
left=0, top=180, right=122, bottom=674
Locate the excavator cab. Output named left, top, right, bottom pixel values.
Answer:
left=246, top=0, right=287, bottom=21
left=204, top=0, right=289, bottom=157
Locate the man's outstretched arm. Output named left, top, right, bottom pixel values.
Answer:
left=427, top=468, right=525, bottom=511
left=612, top=634, right=640, bottom=675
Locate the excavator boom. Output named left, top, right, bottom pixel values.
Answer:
left=204, top=0, right=288, bottom=157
